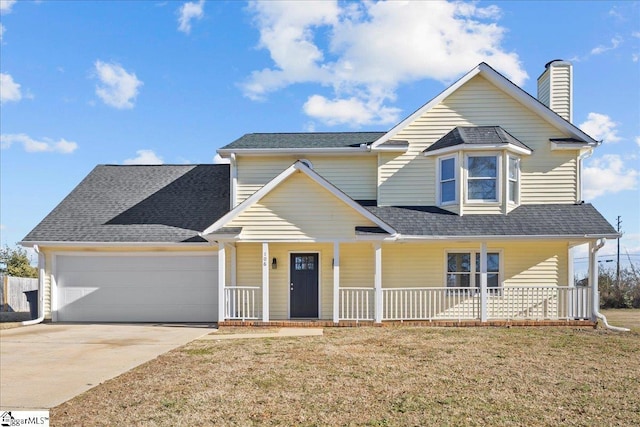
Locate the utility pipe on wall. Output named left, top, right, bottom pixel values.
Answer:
left=21, top=245, right=45, bottom=326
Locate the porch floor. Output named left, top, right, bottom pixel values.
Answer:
left=218, top=319, right=597, bottom=328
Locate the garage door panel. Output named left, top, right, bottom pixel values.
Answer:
left=56, top=254, right=218, bottom=322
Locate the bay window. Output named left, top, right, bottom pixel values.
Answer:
left=467, top=155, right=498, bottom=202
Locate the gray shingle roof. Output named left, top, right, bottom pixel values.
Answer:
left=423, top=126, right=532, bottom=153
left=365, top=204, right=617, bottom=237
left=22, top=164, right=230, bottom=243
left=220, top=132, right=387, bottom=150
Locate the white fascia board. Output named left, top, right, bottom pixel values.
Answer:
left=201, top=161, right=398, bottom=237
left=423, top=144, right=532, bottom=157
left=371, top=66, right=483, bottom=149
left=550, top=141, right=595, bottom=151
left=395, top=233, right=620, bottom=241
left=370, top=145, right=409, bottom=153
left=19, top=241, right=213, bottom=248
left=217, top=147, right=372, bottom=156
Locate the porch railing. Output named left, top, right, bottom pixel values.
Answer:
left=224, top=286, right=261, bottom=320
left=486, top=286, right=591, bottom=320
left=339, top=287, right=374, bottom=321
left=337, top=286, right=592, bottom=322
left=382, top=287, right=480, bottom=321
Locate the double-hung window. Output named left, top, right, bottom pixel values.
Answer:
left=467, top=155, right=498, bottom=202
left=447, top=251, right=501, bottom=292
left=508, top=156, right=519, bottom=204
left=438, top=156, right=457, bottom=205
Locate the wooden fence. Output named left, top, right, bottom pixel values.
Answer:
left=1, top=275, right=38, bottom=312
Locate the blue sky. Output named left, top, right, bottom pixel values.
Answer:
left=1, top=0, right=639, bottom=274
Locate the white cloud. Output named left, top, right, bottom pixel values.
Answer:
left=636, top=136, right=640, bottom=148
left=582, top=155, right=638, bottom=200
left=212, top=154, right=230, bottom=164
left=124, top=149, right=163, bottom=165
left=0, top=0, right=17, bottom=14
left=177, top=0, right=205, bottom=34
left=590, top=36, right=622, bottom=55
left=94, top=60, right=143, bottom=109
left=579, top=112, right=622, bottom=143
left=242, top=1, right=526, bottom=127
left=0, top=133, right=78, bottom=154
left=0, top=23, right=5, bottom=42
left=0, top=72, right=22, bottom=103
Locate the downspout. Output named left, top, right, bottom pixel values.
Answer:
left=590, top=239, right=630, bottom=332
left=576, top=147, right=594, bottom=203
left=21, top=245, right=45, bottom=326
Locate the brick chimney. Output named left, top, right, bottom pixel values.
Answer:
left=537, top=60, right=573, bottom=122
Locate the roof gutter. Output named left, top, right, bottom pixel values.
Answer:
left=394, top=233, right=621, bottom=241
left=21, top=245, right=45, bottom=326
left=217, top=147, right=373, bottom=156
left=19, top=241, right=214, bottom=248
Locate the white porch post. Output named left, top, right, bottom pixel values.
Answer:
left=217, top=242, right=226, bottom=323
left=374, top=242, right=383, bottom=323
left=262, top=242, right=270, bottom=322
left=589, top=240, right=599, bottom=322
left=568, top=245, right=575, bottom=318
left=479, top=242, right=488, bottom=322
left=230, top=244, right=237, bottom=287
left=333, top=241, right=340, bottom=323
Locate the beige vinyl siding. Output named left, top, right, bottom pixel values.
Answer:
left=228, top=172, right=377, bottom=240
left=537, top=72, right=550, bottom=107
left=548, top=64, right=572, bottom=121
left=380, top=241, right=568, bottom=288
left=503, top=241, right=568, bottom=286
left=378, top=75, right=578, bottom=207
left=340, top=243, right=375, bottom=288
left=236, top=155, right=377, bottom=204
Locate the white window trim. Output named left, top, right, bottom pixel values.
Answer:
left=507, top=155, right=520, bottom=205
left=444, top=249, right=504, bottom=289
left=464, top=152, right=502, bottom=205
left=436, top=155, right=458, bottom=206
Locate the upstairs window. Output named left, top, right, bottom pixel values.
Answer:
left=438, top=156, right=457, bottom=205
left=508, top=156, right=519, bottom=203
left=467, top=155, right=498, bottom=202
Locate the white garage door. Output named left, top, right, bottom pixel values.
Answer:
left=55, top=253, right=218, bottom=322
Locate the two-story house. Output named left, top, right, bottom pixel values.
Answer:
left=21, top=60, right=618, bottom=326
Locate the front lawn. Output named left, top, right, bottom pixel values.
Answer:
left=52, top=324, right=640, bottom=426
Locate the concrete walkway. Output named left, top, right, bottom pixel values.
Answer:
left=0, top=323, right=214, bottom=410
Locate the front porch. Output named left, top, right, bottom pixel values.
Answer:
left=216, top=240, right=601, bottom=326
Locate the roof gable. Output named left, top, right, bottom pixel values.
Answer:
left=202, top=161, right=396, bottom=237
left=371, top=63, right=597, bottom=149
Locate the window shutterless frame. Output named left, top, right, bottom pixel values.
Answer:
left=464, top=153, right=501, bottom=204
left=437, top=155, right=458, bottom=205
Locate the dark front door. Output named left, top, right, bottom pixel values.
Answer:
left=290, top=253, right=319, bottom=318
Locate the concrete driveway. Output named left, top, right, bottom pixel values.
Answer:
left=0, top=323, right=214, bottom=410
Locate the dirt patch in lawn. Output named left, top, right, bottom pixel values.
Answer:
left=52, top=326, right=640, bottom=426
